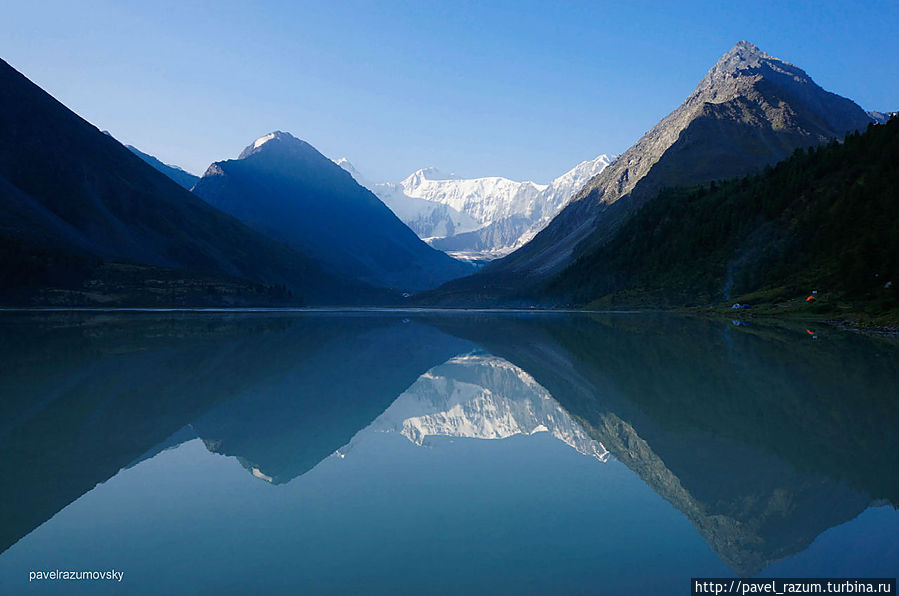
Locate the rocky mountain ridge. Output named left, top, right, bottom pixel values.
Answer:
left=432, top=41, right=876, bottom=300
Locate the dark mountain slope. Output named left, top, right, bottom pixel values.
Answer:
left=0, top=313, right=471, bottom=552
left=193, top=132, right=473, bottom=292
left=192, top=319, right=473, bottom=484
left=547, top=117, right=899, bottom=309
left=427, top=41, right=874, bottom=304
left=125, top=144, right=199, bottom=190
left=0, top=58, right=378, bottom=305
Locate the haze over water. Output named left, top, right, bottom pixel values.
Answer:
left=1, top=311, right=897, bottom=594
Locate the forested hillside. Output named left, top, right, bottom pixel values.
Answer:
left=547, top=117, right=898, bottom=312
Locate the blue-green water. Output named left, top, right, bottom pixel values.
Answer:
left=0, top=311, right=897, bottom=594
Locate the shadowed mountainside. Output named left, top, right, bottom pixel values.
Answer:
left=0, top=313, right=470, bottom=552
left=0, top=59, right=384, bottom=306
left=190, top=320, right=472, bottom=483
left=193, top=132, right=473, bottom=292
left=125, top=143, right=200, bottom=190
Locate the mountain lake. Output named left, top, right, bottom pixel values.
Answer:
left=1, top=310, right=896, bottom=594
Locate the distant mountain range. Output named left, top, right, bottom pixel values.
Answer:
left=0, top=58, right=475, bottom=305
left=867, top=110, right=898, bottom=124
left=337, top=155, right=612, bottom=262
left=101, top=131, right=201, bottom=190
left=0, top=40, right=894, bottom=310
left=125, top=144, right=199, bottom=190
left=193, top=132, right=472, bottom=291
left=430, top=41, right=882, bottom=304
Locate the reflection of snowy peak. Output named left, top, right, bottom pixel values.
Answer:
left=341, top=354, right=609, bottom=461
left=334, top=155, right=613, bottom=261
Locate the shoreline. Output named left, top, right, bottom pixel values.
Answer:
left=2, top=304, right=896, bottom=338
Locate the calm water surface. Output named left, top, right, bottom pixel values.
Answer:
left=1, top=311, right=897, bottom=594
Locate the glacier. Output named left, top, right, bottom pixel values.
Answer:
left=334, top=154, right=613, bottom=262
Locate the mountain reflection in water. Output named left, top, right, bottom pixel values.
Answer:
left=0, top=311, right=896, bottom=591
left=336, top=353, right=610, bottom=462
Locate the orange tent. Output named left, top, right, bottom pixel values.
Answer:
left=806, top=295, right=816, bottom=302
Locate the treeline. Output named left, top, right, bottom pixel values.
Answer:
left=546, top=116, right=898, bottom=310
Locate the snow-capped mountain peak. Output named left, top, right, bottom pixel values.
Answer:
left=237, top=131, right=309, bottom=159
left=546, top=154, right=614, bottom=203
left=253, top=132, right=277, bottom=149
left=329, top=152, right=614, bottom=261
left=333, top=157, right=368, bottom=186
left=333, top=156, right=355, bottom=170
left=332, top=159, right=482, bottom=240
left=409, top=167, right=461, bottom=182
left=399, top=170, right=547, bottom=226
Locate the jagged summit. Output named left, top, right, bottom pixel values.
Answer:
left=407, top=167, right=461, bottom=182
left=723, top=40, right=768, bottom=62
left=432, top=40, right=873, bottom=299
left=238, top=130, right=312, bottom=159
left=704, top=40, right=773, bottom=82
left=691, top=41, right=808, bottom=103
left=534, top=40, right=868, bottom=257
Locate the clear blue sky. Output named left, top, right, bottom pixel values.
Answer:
left=3, top=1, right=897, bottom=183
